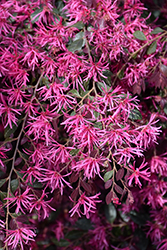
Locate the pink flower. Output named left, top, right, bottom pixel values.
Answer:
left=41, top=170, right=72, bottom=195
left=89, top=226, right=109, bottom=250
left=150, top=153, right=167, bottom=175
left=72, top=154, right=106, bottom=179
left=5, top=187, right=34, bottom=214
left=69, top=192, right=101, bottom=219
left=29, top=191, right=55, bottom=220
left=0, top=94, right=21, bottom=128
left=128, top=160, right=150, bottom=188
left=26, top=110, right=56, bottom=146
left=5, top=227, right=36, bottom=250
left=0, top=219, right=5, bottom=228
left=135, top=114, right=161, bottom=149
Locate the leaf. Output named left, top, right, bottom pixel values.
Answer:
left=129, top=211, right=149, bottom=226
left=51, top=238, right=69, bottom=247
left=0, top=191, right=7, bottom=203
left=19, top=152, right=29, bottom=161
left=80, top=90, right=90, bottom=97
left=147, top=41, right=157, bottom=55
left=164, top=103, right=167, bottom=115
left=28, top=181, right=43, bottom=189
left=129, top=108, right=142, bottom=121
left=14, top=157, right=22, bottom=166
left=116, top=168, right=124, bottom=181
left=133, top=229, right=149, bottom=250
left=104, top=170, right=113, bottom=183
left=133, top=31, right=147, bottom=41
left=31, top=7, right=43, bottom=23
left=69, top=172, right=79, bottom=183
left=114, top=184, right=123, bottom=194
left=69, top=148, right=80, bottom=156
left=80, top=180, right=92, bottom=193
left=160, top=64, right=167, bottom=77
left=151, top=27, right=164, bottom=34
left=105, top=203, right=117, bottom=223
left=10, top=179, right=19, bottom=193
left=0, top=179, right=6, bottom=188
left=70, top=189, right=79, bottom=200
left=106, top=190, right=113, bottom=205
left=105, top=179, right=113, bottom=189
left=117, top=69, right=124, bottom=79
left=70, top=21, right=84, bottom=29
left=4, top=119, right=22, bottom=138
left=74, top=31, right=84, bottom=40
left=67, top=39, right=84, bottom=52
left=97, top=82, right=110, bottom=92
left=76, top=218, right=94, bottom=230
left=65, top=230, right=84, bottom=240
left=69, top=89, right=81, bottom=98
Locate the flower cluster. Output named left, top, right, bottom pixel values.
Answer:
left=0, top=0, right=167, bottom=249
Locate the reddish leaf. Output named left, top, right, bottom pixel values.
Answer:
left=70, top=188, right=79, bottom=200
left=106, top=191, right=113, bottom=205
left=14, top=157, right=22, bottom=166
left=116, top=168, right=124, bottom=181
left=105, top=179, right=113, bottom=189
left=114, top=184, right=123, bottom=194
left=69, top=172, right=79, bottom=183
left=80, top=180, right=92, bottom=193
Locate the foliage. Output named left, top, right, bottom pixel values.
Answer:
left=0, top=0, right=167, bottom=249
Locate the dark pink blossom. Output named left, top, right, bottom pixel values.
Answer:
left=69, top=192, right=101, bottom=219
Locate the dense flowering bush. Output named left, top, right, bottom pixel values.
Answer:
left=0, top=0, right=167, bottom=249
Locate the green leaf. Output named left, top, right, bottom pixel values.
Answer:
left=117, top=69, right=124, bottom=79
left=67, top=39, right=84, bottom=52
left=104, top=170, right=113, bottom=183
left=10, top=179, right=19, bottom=193
left=164, top=103, right=167, bottom=115
left=69, top=89, right=81, bottom=98
left=0, top=179, right=6, bottom=188
left=69, top=148, right=80, bottom=156
left=51, top=238, right=69, bottom=247
left=97, top=82, right=110, bottom=92
left=19, top=152, right=29, bottom=161
left=41, top=77, right=50, bottom=89
left=31, top=7, right=43, bottom=23
left=105, top=203, right=117, bottom=223
left=65, top=230, right=84, bottom=240
left=147, top=41, right=157, bottom=55
left=74, top=31, right=84, bottom=41
left=4, top=119, right=22, bottom=138
left=129, top=211, right=149, bottom=226
left=133, top=31, right=147, bottom=41
left=0, top=191, right=7, bottom=203
left=76, top=218, right=94, bottom=230
left=151, top=27, right=164, bottom=34
left=80, top=90, right=90, bottom=97
left=28, top=180, right=43, bottom=188
left=70, top=21, right=84, bottom=29
left=133, top=229, right=149, bottom=250
left=129, top=108, right=142, bottom=121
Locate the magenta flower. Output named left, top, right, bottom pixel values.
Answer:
left=5, top=227, right=36, bottom=250
left=0, top=94, right=21, bottom=128
left=29, top=191, right=55, bottom=220
left=69, top=192, right=101, bottom=219
left=5, top=187, right=34, bottom=214
left=135, top=114, right=161, bottom=149
left=0, top=219, right=5, bottom=228
left=150, top=153, right=167, bottom=175
left=41, top=170, right=72, bottom=195
left=128, top=160, right=150, bottom=188
left=72, top=154, right=106, bottom=179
